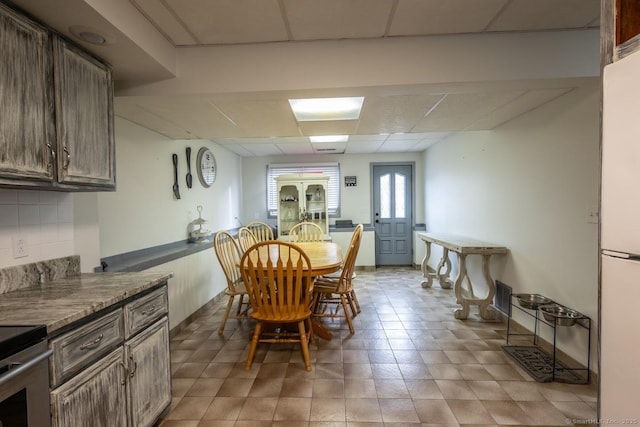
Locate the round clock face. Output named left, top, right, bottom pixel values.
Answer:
left=196, top=147, right=217, bottom=187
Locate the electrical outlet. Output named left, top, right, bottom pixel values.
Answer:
left=12, top=236, right=28, bottom=258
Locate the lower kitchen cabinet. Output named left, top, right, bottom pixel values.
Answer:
left=51, top=348, right=128, bottom=427
left=126, top=317, right=171, bottom=427
left=49, top=285, right=171, bottom=427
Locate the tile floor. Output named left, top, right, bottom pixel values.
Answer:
left=159, top=267, right=597, bottom=427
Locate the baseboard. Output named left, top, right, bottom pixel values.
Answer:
left=169, top=290, right=226, bottom=339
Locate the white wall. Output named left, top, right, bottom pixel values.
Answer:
left=97, top=118, right=243, bottom=257
left=94, top=117, right=244, bottom=328
left=423, top=82, right=600, bottom=368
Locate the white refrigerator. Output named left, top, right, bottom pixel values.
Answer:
left=601, top=49, right=640, bottom=419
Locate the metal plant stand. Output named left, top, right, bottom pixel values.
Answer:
left=504, top=293, right=591, bottom=384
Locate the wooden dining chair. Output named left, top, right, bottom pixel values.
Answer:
left=246, top=221, right=274, bottom=242
left=213, top=230, right=251, bottom=335
left=240, top=241, right=315, bottom=371
left=288, top=221, right=324, bottom=242
left=237, top=226, right=258, bottom=252
left=312, top=224, right=363, bottom=334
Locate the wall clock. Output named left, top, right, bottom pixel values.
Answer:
left=196, top=147, right=217, bottom=187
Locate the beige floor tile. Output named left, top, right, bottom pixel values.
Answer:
left=236, top=396, right=279, bottom=420
left=185, top=378, right=225, bottom=397
left=378, top=398, right=420, bottom=423
left=482, top=400, right=535, bottom=424
left=310, top=398, right=346, bottom=422
left=518, top=400, right=577, bottom=425
left=446, top=399, right=496, bottom=424
left=435, top=380, right=478, bottom=400
left=344, top=378, right=378, bottom=398
left=345, top=398, right=383, bottom=422
left=274, top=397, right=313, bottom=421
left=373, top=378, right=411, bottom=398
left=404, top=379, right=444, bottom=399
left=164, top=396, right=214, bottom=421
left=412, top=399, right=458, bottom=424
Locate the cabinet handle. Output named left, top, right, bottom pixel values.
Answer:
left=63, top=146, right=71, bottom=170
left=79, top=333, right=104, bottom=350
left=46, top=143, right=56, bottom=170
left=141, top=305, right=157, bottom=316
left=119, top=361, right=128, bottom=385
left=129, top=355, right=137, bottom=377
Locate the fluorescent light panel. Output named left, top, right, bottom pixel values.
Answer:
left=289, top=97, right=364, bottom=121
left=309, top=135, right=349, bottom=143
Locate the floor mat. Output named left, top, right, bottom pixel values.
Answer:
left=502, top=345, right=588, bottom=384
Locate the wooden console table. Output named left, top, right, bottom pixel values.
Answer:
left=418, top=232, right=508, bottom=320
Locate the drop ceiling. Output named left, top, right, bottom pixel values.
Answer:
left=8, top=0, right=601, bottom=156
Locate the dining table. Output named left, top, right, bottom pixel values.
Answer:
left=242, top=240, right=343, bottom=340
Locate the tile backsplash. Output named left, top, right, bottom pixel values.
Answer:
left=0, top=189, right=75, bottom=268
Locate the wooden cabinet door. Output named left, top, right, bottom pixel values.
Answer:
left=51, top=348, right=128, bottom=427
left=53, top=36, right=115, bottom=189
left=125, top=317, right=171, bottom=427
left=0, top=3, right=55, bottom=184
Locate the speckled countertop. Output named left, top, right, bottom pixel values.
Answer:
left=0, top=270, right=173, bottom=334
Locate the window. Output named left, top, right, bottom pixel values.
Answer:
left=267, top=163, right=340, bottom=217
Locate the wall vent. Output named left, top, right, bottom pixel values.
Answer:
left=494, top=280, right=512, bottom=316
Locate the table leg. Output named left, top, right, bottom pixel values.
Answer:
left=454, top=254, right=471, bottom=319
left=478, top=254, right=497, bottom=320
left=436, top=248, right=453, bottom=289
left=311, top=320, right=333, bottom=340
left=421, top=241, right=433, bottom=288
left=453, top=253, right=498, bottom=320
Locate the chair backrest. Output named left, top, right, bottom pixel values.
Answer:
left=339, top=224, right=363, bottom=285
left=237, top=227, right=258, bottom=252
left=240, top=241, right=313, bottom=318
left=246, top=221, right=274, bottom=242
left=214, top=230, right=243, bottom=292
left=288, top=221, right=324, bottom=242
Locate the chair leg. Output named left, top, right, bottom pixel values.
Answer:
left=298, top=320, right=312, bottom=371
left=218, top=295, right=235, bottom=335
left=306, top=317, right=316, bottom=345
left=346, top=292, right=358, bottom=318
left=350, top=289, right=361, bottom=314
left=245, top=322, right=263, bottom=371
left=235, top=294, right=246, bottom=315
left=340, top=295, right=355, bottom=334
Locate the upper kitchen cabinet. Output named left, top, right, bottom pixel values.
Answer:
left=603, top=0, right=640, bottom=63
left=0, top=1, right=115, bottom=191
left=0, top=2, right=55, bottom=183
left=53, top=36, right=115, bottom=190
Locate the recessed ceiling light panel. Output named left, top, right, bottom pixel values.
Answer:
left=289, top=97, right=364, bottom=121
left=309, top=135, right=349, bottom=143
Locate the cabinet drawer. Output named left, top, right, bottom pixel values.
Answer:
left=125, top=286, right=168, bottom=338
left=50, top=308, right=124, bottom=387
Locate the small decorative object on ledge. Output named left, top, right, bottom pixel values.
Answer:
left=188, top=205, right=211, bottom=243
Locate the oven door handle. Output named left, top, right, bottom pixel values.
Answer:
left=0, top=349, right=53, bottom=387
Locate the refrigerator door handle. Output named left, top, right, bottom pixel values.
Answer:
left=602, top=249, right=640, bottom=259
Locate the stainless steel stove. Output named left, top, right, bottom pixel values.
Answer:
left=0, top=325, right=52, bottom=427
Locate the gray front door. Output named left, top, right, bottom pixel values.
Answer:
left=373, top=164, right=413, bottom=266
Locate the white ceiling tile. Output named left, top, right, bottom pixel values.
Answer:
left=345, top=140, right=385, bottom=154
left=489, top=0, right=600, bottom=31
left=413, top=90, right=525, bottom=132
left=130, top=0, right=197, bottom=45
left=276, top=142, right=315, bottom=155
left=390, top=0, right=508, bottom=35
left=240, top=143, right=284, bottom=156
left=377, top=139, right=422, bottom=152
left=297, top=120, right=358, bottom=137
left=164, top=0, right=288, bottom=44
left=212, top=99, right=301, bottom=137
left=356, top=94, right=444, bottom=134
left=283, top=0, right=394, bottom=40
left=467, top=87, right=574, bottom=129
